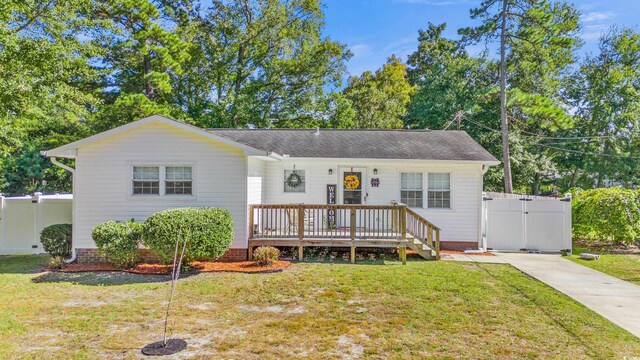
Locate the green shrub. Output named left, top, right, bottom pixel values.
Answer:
left=49, top=256, right=66, bottom=269
left=143, top=207, right=234, bottom=263
left=92, top=221, right=143, bottom=269
left=253, top=246, right=279, bottom=266
left=40, top=224, right=72, bottom=259
left=572, top=188, right=640, bottom=245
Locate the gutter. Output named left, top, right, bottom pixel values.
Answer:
left=42, top=152, right=77, bottom=263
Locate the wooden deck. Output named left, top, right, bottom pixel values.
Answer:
left=248, top=204, right=441, bottom=263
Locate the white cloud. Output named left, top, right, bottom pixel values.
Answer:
left=350, top=44, right=373, bottom=58
left=582, top=11, right=615, bottom=23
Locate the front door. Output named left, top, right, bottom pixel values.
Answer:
left=340, top=168, right=366, bottom=204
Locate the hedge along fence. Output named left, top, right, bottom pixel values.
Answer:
left=572, top=187, right=640, bottom=246
left=143, top=207, right=234, bottom=263
left=92, top=221, right=144, bottom=269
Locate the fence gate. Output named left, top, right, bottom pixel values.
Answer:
left=482, top=192, right=572, bottom=252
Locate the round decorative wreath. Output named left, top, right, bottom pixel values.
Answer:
left=344, top=174, right=360, bottom=190
left=286, top=172, right=303, bottom=188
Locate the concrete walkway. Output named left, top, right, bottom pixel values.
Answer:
left=491, top=253, right=640, bottom=338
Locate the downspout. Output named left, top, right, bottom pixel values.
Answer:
left=48, top=155, right=78, bottom=264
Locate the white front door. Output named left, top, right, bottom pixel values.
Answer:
left=340, top=167, right=366, bottom=204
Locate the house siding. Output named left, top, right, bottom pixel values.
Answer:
left=262, top=158, right=484, bottom=245
left=74, top=121, right=249, bottom=250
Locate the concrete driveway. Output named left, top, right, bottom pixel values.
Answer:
left=493, top=253, right=640, bottom=338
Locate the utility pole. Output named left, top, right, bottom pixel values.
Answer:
left=499, top=0, right=513, bottom=193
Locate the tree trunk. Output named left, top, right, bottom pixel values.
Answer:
left=499, top=0, right=513, bottom=193
left=532, top=172, right=540, bottom=195
left=569, top=167, right=579, bottom=188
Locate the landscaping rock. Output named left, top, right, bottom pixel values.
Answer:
left=580, top=253, right=600, bottom=260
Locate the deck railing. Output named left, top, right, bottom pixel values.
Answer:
left=249, top=203, right=441, bottom=259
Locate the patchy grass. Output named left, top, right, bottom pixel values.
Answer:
left=567, top=247, right=640, bottom=285
left=0, top=255, right=639, bottom=359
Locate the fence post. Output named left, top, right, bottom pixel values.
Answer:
left=0, top=194, right=4, bottom=252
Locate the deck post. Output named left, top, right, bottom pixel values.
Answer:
left=298, top=245, right=304, bottom=261
left=249, top=205, right=254, bottom=240
left=400, top=205, right=407, bottom=242
left=350, top=245, right=355, bottom=264
left=400, top=247, right=407, bottom=265
left=298, top=204, right=305, bottom=242
left=248, top=245, right=254, bottom=261
left=391, top=203, right=398, bottom=233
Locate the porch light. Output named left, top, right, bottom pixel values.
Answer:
left=328, top=169, right=333, bottom=175
left=373, top=168, right=378, bottom=175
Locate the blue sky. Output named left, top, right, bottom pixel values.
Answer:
left=322, top=0, right=640, bottom=79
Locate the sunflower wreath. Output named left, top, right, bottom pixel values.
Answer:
left=343, top=174, right=360, bottom=190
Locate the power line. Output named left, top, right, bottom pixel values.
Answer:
left=534, top=143, right=640, bottom=159
left=461, top=118, right=613, bottom=141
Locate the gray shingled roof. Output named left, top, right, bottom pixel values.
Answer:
left=208, top=128, right=498, bottom=162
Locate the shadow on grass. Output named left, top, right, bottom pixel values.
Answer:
left=473, top=262, right=606, bottom=358
left=32, top=270, right=198, bottom=286
left=0, top=255, right=49, bottom=274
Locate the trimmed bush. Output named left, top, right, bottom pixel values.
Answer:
left=40, top=224, right=72, bottom=259
left=49, top=256, right=66, bottom=269
left=143, top=207, right=234, bottom=263
left=573, top=187, right=640, bottom=245
left=92, top=221, right=143, bottom=269
left=253, top=246, right=279, bottom=266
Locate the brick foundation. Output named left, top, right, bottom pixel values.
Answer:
left=76, top=248, right=247, bottom=264
left=439, top=241, right=478, bottom=251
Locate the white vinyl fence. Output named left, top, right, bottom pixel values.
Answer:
left=0, top=193, right=73, bottom=254
left=482, top=192, right=572, bottom=252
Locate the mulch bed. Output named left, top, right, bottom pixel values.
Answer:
left=54, top=260, right=292, bottom=274
left=440, top=250, right=495, bottom=256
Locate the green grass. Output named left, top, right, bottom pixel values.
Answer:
left=567, top=247, right=640, bottom=286
left=0, top=255, right=639, bottom=359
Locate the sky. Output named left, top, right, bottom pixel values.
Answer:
left=322, top=0, right=640, bottom=79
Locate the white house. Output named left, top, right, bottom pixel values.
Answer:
left=44, top=115, right=499, bottom=263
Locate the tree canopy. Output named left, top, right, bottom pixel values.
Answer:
left=1, top=0, right=638, bottom=195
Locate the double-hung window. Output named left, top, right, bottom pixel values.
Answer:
left=427, top=173, right=451, bottom=208
left=165, top=167, right=192, bottom=195
left=400, top=173, right=423, bottom=208
left=132, top=166, right=193, bottom=196
left=133, top=166, right=160, bottom=195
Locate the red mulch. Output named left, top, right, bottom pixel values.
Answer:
left=440, top=249, right=495, bottom=256
left=54, top=260, right=292, bottom=274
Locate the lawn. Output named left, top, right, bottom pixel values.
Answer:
left=567, top=247, right=640, bottom=286
left=1, top=256, right=639, bottom=359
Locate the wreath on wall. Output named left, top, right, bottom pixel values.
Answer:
left=343, top=174, right=360, bottom=190
left=286, top=172, right=303, bottom=188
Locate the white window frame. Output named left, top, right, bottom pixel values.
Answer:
left=132, top=166, right=160, bottom=196
left=399, top=172, right=424, bottom=208
left=164, top=166, right=193, bottom=196
left=129, top=164, right=195, bottom=198
left=282, top=168, right=307, bottom=194
left=427, top=172, right=452, bottom=209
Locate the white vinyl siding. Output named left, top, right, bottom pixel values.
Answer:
left=400, top=172, right=423, bottom=208
left=74, top=121, right=248, bottom=249
left=427, top=173, right=451, bottom=208
left=263, top=159, right=483, bottom=244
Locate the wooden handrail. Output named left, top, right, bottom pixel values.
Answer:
left=248, top=203, right=441, bottom=260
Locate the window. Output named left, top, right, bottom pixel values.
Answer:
left=401, top=173, right=423, bottom=207
left=133, top=166, right=159, bottom=195
left=428, top=173, right=451, bottom=208
left=165, top=166, right=192, bottom=195
left=284, top=170, right=305, bottom=193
